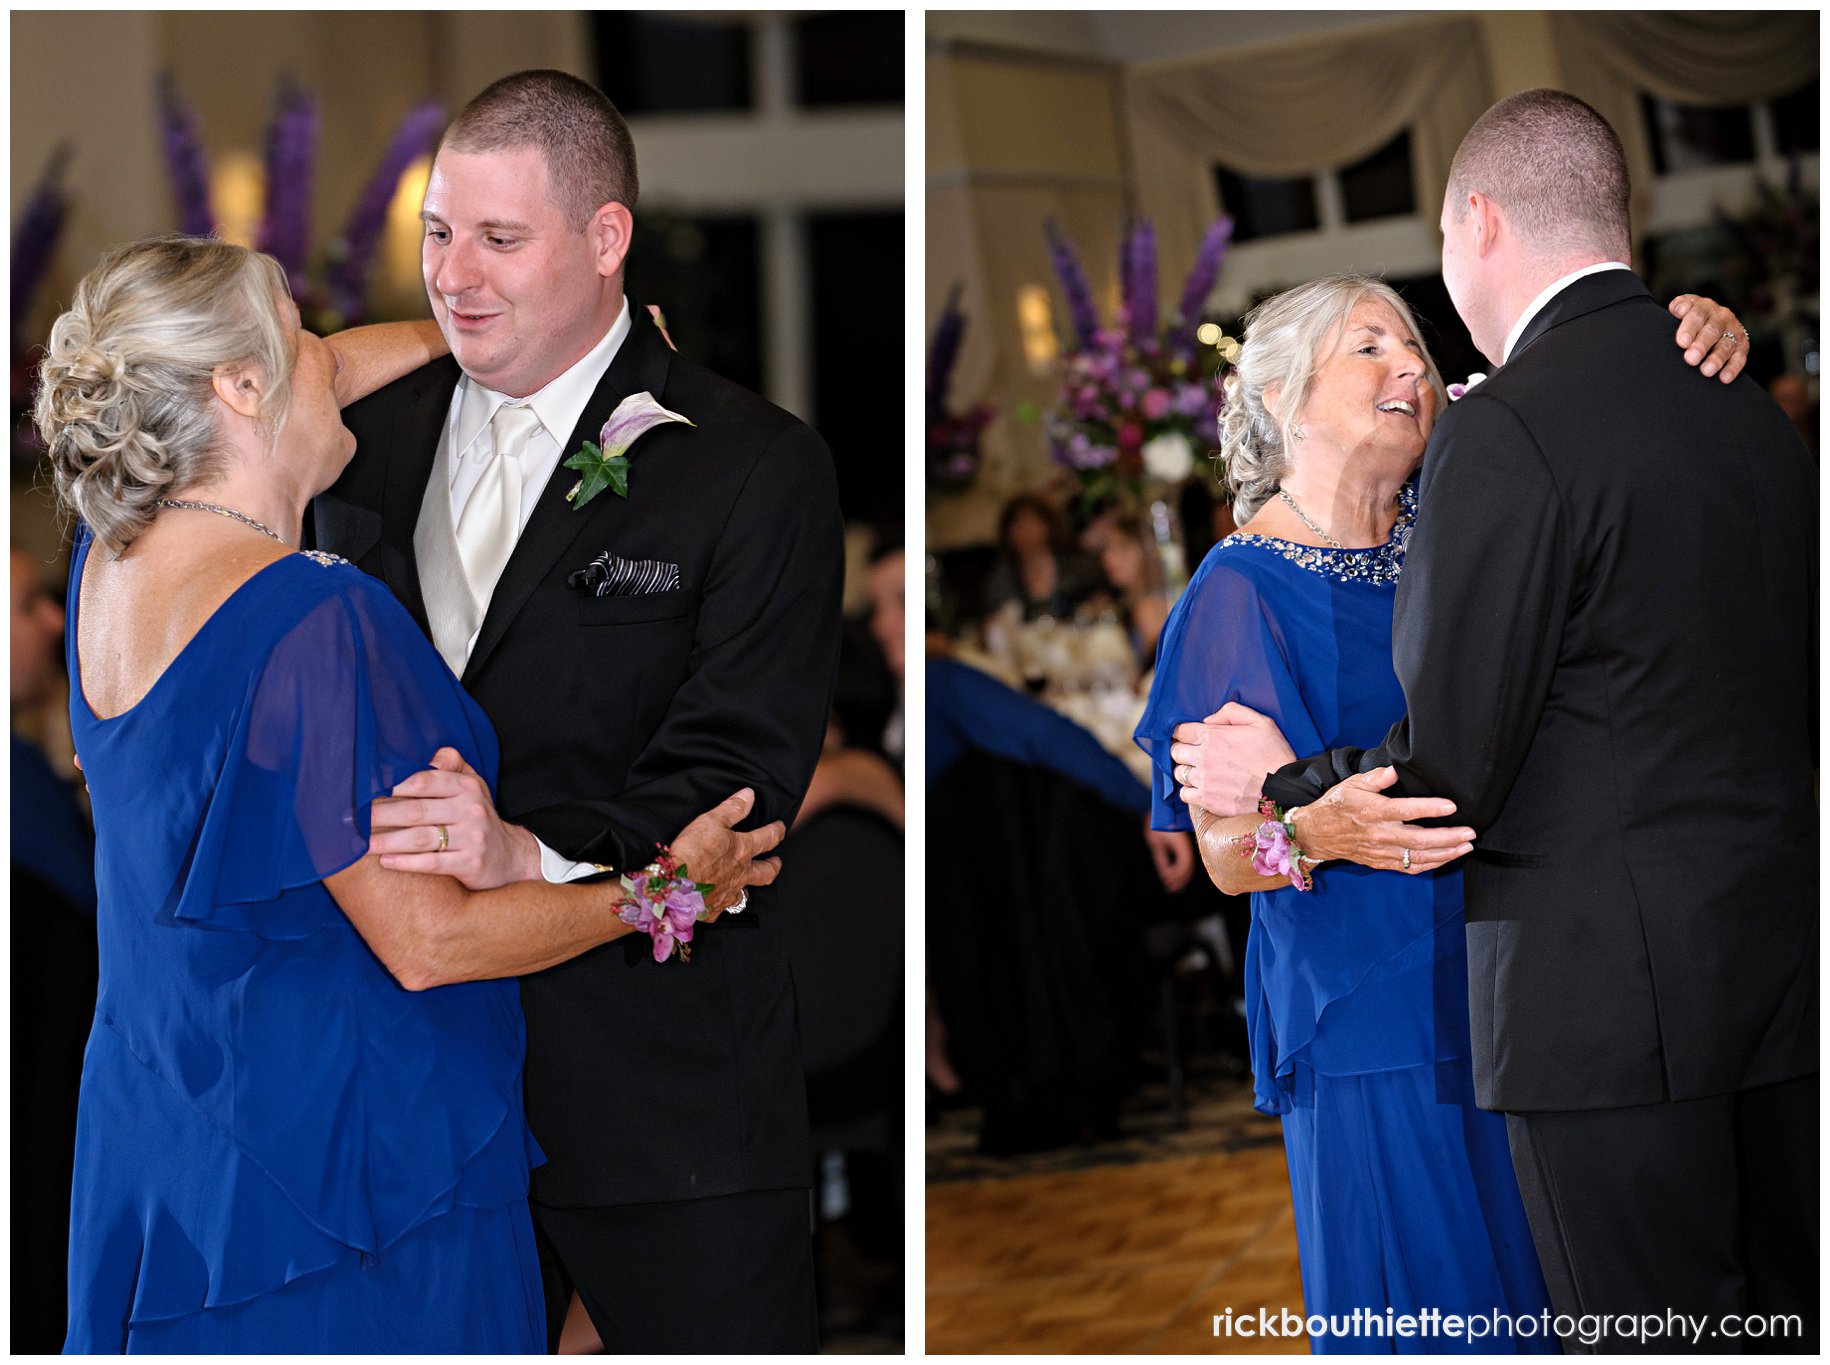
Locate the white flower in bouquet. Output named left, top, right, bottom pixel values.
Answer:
left=1141, top=430, right=1195, bottom=482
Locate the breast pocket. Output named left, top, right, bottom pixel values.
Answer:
left=575, top=587, right=691, bottom=626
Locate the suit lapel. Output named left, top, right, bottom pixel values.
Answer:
left=378, top=356, right=463, bottom=634
left=1508, top=269, right=1651, bottom=363
left=463, top=304, right=676, bottom=685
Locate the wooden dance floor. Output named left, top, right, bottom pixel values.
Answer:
left=927, top=1145, right=1308, bottom=1354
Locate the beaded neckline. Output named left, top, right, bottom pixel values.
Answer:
left=1227, top=481, right=1416, bottom=586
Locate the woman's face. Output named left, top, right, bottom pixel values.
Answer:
left=1006, top=506, right=1051, bottom=558
left=1100, top=533, right=1147, bottom=593
left=277, top=296, right=358, bottom=491
left=1292, top=298, right=1436, bottom=474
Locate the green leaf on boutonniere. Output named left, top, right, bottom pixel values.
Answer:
left=563, top=441, right=630, bottom=508
left=563, top=391, right=694, bottom=510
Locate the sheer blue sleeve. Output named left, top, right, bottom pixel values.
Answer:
left=926, top=658, right=1148, bottom=813
left=164, top=569, right=499, bottom=937
left=1134, top=554, right=1314, bottom=831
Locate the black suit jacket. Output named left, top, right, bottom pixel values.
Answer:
left=313, top=304, right=844, bottom=1205
left=1265, top=270, right=1817, bottom=1113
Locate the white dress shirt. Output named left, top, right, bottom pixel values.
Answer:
left=437, top=298, right=631, bottom=884
left=1500, top=261, right=1631, bottom=364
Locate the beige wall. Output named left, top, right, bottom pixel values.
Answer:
left=10, top=10, right=588, bottom=338
left=925, top=10, right=1583, bottom=547
left=10, top=10, right=590, bottom=554
left=927, top=47, right=1129, bottom=547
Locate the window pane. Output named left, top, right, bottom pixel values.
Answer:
left=591, top=13, right=752, bottom=115
left=1212, top=166, right=1319, bottom=243
left=809, top=211, right=904, bottom=523
left=1771, top=78, right=1819, bottom=156
left=626, top=212, right=763, bottom=394
left=794, top=12, right=903, bottom=108
left=1339, top=131, right=1415, bottom=224
left=1640, top=94, right=1755, bottom=174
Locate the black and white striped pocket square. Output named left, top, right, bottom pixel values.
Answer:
left=568, top=551, right=682, bottom=597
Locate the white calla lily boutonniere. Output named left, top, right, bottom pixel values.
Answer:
left=1446, top=372, right=1488, bottom=401
left=563, top=392, right=694, bottom=509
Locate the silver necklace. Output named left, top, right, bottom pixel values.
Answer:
left=1276, top=489, right=1343, bottom=549
left=153, top=498, right=289, bottom=546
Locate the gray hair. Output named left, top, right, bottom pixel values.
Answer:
left=34, top=235, right=296, bottom=556
left=442, top=69, right=638, bottom=231
left=1447, top=88, right=1631, bottom=262
left=1217, top=274, right=1445, bottom=522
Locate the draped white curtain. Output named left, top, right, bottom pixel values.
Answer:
left=1125, top=17, right=1494, bottom=288
left=1551, top=12, right=1819, bottom=229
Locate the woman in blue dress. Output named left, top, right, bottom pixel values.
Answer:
left=1136, top=275, right=1743, bottom=1353
left=34, top=236, right=780, bottom=1353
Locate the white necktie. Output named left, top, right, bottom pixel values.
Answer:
left=456, top=403, right=542, bottom=607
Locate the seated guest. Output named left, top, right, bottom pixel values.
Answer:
left=1094, top=514, right=1172, bottom=667
left=11, top=545, right=97, bottom=1355
left=981, top=493, right=1102, bottom=622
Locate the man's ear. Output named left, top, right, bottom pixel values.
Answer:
left=211, top=362, right=266, bottom=419
left=1468, top=190, right=1502, bottom=259
left=590, top=202, right=634, bottom=281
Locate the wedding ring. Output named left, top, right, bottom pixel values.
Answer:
left=1401, top=847, right=1412, bottom=870
left=728, top=889, right=748, bottom=915
left=1723, top=329, right=1739, bottom=346
left=436, top=825, right=449, bottom=853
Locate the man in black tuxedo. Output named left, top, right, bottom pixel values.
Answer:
left=1173, top=90, right=1815, bottom=1351
left=312, top=70, right=842, bottom=1352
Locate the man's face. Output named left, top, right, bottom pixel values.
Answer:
left=421, top=145, right=614, bottom=398
left=12, top=549, right=65, bottom=711
left=868, top=551, right=905, bottom=678
left=1440, top=191, right=1498, bottom=363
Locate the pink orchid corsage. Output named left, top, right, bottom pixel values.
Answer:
left=1236, top=796, right=1315, bottom=891
left=618, top=845, right=715, bottom=963
left=1445, top=372, right=1489, bottom=401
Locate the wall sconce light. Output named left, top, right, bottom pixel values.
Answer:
left=1017, top=284, right=1058, bottom=375
left=209, top=150, right=264, bottom=249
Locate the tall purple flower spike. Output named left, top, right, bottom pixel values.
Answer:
left=12, top=143, right=71, bottom=345
left=157, top=76, right=215, bottom=237
left=1170, top=215, right=1234, bottom=355
left=1044, top=218, right=1100, bottom=351
left=326, top=99, right=445, bottom=326
left=1126, top=220, right=1158, bottom=344
left=927, top=283, right=966, bottom=423
left=257, top=80, right=319, bottom=300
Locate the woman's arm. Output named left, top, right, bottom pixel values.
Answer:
left=796, top=747, right=904, bottom=831
left=325, top=855, right=632, bottom=989
left=328, top=319, right=449, bottom=408
left=327, top=789, right=784, bottom=990
left=1191, top=805, right=1292, bottom=896
left=1132, top=593, right=1170, bottom=663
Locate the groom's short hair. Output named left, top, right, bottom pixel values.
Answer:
left=442, top=69, right=639, bottom=230
left=1447, top=89, right=1631, bottom=262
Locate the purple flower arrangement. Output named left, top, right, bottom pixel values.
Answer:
left=10, top=144, right=72, bottom=425
left=158, top=77, right=216, bottom=238
left=1043, top=216, right=1233, bottom=505
left=256, top=80, right=319, bottom=301
left=926, top=284, right=993, bottom=489
left=325, top=99, right=447, bottom=327
left=11, top=145, right=70, bottom=351
left=157, top=76, right=445, bottom=331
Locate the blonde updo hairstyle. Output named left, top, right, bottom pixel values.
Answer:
left=34, top=235, right=296, bottom=555
left=1217, top=274, right=1445, bottom=523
